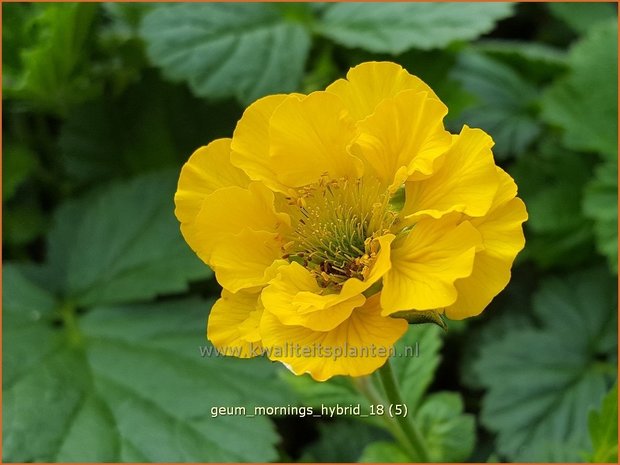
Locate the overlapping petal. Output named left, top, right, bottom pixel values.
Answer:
left=445, top=169, right=528, bottom=319
left=210, top=229, right=288, bottom=293
left=381, top=216, right=482, bottom=313
left=326, top=61, right=439, bottom=121
left=352, top=89, right=452, bottom=188
left=401, top=126, right=500, bottom=220
left=184, top=182, right=290, bottom=265
left=174, top=138, right=249, bottom=229
left=261, top=262, right=366, bottom=332
left=230, top=94, right=292, bottom=193
left=268, top=92, right=363, bottom=187
left=261, top=234, right=394, bottom=331
left=260, top=294, right=408, bottom=381
left=208, top=290, right=263, bottom=359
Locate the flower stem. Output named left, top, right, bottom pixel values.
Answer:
left=59, top=300, right=82, bottom=347
left=377, top=360, right=430, bottom=462
left=352, top=376, right=419, bottom=460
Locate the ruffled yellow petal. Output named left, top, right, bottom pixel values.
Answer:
left=268, top=92, right=363, bottom=187
left=445, top=169, right=527, bottom=319
left=207, top=290, right=263, bottom=358
left=326, top=61, right=439, bottom=121
left=230, top=94, right=292, bottom=193
left=485, top=166, right=518, bottom=213
left=471, top=169, right=527, bottom=260
left=262, top=234, right=395, bottom=331
left=352, top=90, right=451, bottom=188
left=183, top=182, right=290, bottom=264
left=174, top=138, right=249, bottom=225
left=445, top=253, right=512, bottom=321
left=382, top=217, right=482, bottom=313
left=260, top=294, right=408, bottom=381
left=401, top=126, right=500, bottom=221
left=261, top=262, right=366, bottom=332
left=211, top=229, right=288, bottom=293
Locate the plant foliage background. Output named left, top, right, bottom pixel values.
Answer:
left=2, top=2, right=618, bottom=463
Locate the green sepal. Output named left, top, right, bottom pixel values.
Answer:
left=390, top=309, right=448, bottom=331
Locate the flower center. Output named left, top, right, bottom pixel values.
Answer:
left=283, top=177, right=396, bottom=288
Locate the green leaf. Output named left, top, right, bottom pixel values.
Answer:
left=1, top=266, right=59, bottom=387
left=416, top=392, right=476, bottom=462
left=43, top=171, right=211, bottom=306
left=473, top=268, right=617, bottom=461
left=5, top=3, right=102, bottom=114
left=102, top=2, right=154, bottom=37
left=3, top=204, right=48, bottom=247
left=541, top=20, right=618, bottom=159
left=451, top=51, right=541, bottom=158
left=316, top=3, right=514, bottom=54
left=140, top=3, right=311, bottom=104
left=587, top=383, right=618, bottom=463
left=472, top=40, right=568, bottom=82
left=358, top=392, right=475, bottom=462
left=547, top=2, right=618, bottom=34
left=301, top=420, right=389, bottom=462
left=583, top=160, right=618, bottom=273
left=511, top=142, right=595, bottom=268
left=95, top=4, right=153, bottom=96
left=391, top=325, right=443, bottom=409
left=397, top=49, right=475, bottom=122
left=2, top=144, right=39, bottom=201
left=2, top=3, right=37, bottom=87
left=3, top=265, right=291, bottom=462
left=59, top=73, right=241, bottom=184
left=59, top=86, right=176, bottom=182
left=285, top=371, right=366, bottom=411
left=459, top=275, right=535, bottom=390
left=475, top=40, right=567, bottom=67
left=360, top=441, right=411, bottom=463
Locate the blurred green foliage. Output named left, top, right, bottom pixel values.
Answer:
left=288, top=325, right=475, bottom=462
left=3, top=2, right=618, bottom=463
left=473, top=268, right=617, bottom=461
left=587, top=383, right=618, bottom=463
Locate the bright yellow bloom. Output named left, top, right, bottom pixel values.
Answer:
left=175, top=62, right=527, bottom=381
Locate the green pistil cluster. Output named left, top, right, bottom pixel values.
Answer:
left=284, top=177, right=395, bottom=287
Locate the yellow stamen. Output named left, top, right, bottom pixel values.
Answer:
left=284, top=177, right=395, bottom=287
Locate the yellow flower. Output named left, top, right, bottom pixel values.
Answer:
left=175, top=62, right=527, bottom=381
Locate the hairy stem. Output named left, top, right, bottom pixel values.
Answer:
left=377, top=359, right=431, bottom=462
